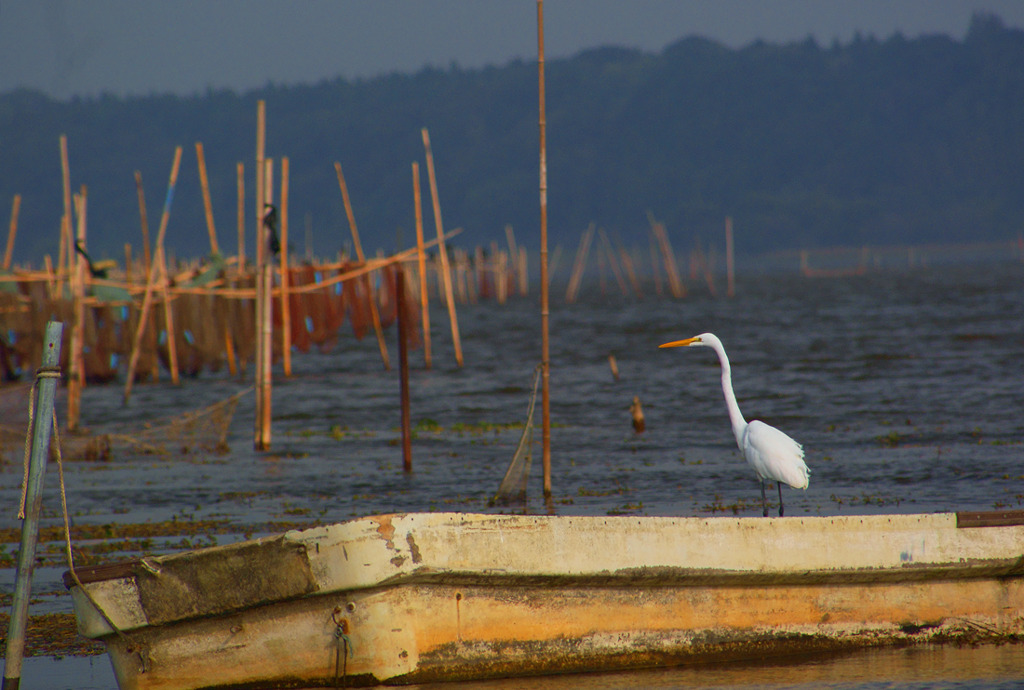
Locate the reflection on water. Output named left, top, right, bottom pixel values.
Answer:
left=2, top=262, right=1023, bottom=688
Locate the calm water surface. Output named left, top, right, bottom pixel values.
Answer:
left=2, top=262, right=1022, bottom=688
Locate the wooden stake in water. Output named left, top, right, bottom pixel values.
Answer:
left=195, top=141, right=220, bottom=256
left=254, top=101, right=270, bottom=450
left=4, top=194, right=21, bottom=270
left=411, top=162, right=432, bottom=368
left=538, top=0, right=552, bottom=497
left=397, top=267, right=412, bottom=472
left=3, top=321, right=64, bottom=690
left=124, top=146, right=183, bottom=403
left=280, top=157, right=293, bottom=377
left=68, top=189, right=87, bottom=431
left=421, top=128, right=463, bottom=367
left=335, top=162, right=390, bottom=370
left=133, top=171, right=153, bottom=285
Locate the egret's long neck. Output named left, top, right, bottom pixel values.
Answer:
left=710, top=341, right=748, bottom=446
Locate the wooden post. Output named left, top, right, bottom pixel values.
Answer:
left=335, top=162, right=390, bottom=369
left=4, top=194, right=21, bottom=270
left=649, top=216, right=686, bottom=298
left=254, top=101, right=269, bottom=450
left=565, top=224, right=594, bottom=303
left=421, top=128, right=463, bottom=367
left=195, top=142, right=220, bottom=256
left=397, top=267, right=412, bottom=472
left=2, top=321, right=63, bottom=690
left=412, top=162, right=432, bottom=368
left=67, top=190, right=87, bottom=432
left=280, top=157, right=292, bottom=377
left=123, top=146, right=183, bottom=403
left=538, top=0, right=552, bottom=498
left=236, top=162, right=245, bottom=274
left=134, top=171, right=152, bottom=284
left=725, top=216, right=735, bottom=297
left=256, top=154, right=273, bottom=451
left=59, top=135, right=72, bottom=295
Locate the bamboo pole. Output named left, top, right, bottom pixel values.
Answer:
left=195, top=142, right=220, bottom=256
left=334, top=162, right=390, bottom=369
left=2, top=321, right=63, bottom=690
left=236, top=162, right=245, bottom=274
left=420, top=128, right=463, bottom=367
left=67, top=189, right=87, bottom=431
left=725, top=215, right=735, bottom=297
left=397, top=266, right=412, bottom=472
left=134, top=171, right=153, bottom=284
left=280, top=156, right=292, bottom=377
left=412, top=161, right=432, bottom=368
left=257, top=154, right=273, bottom=450
left=123, top=145, right=183, bottom=404
left=537, top=0, right=551, bottom=497
left=4, top=194, right=21, bottom=270
left=565, top=223, right=594, bottom=303
left=254, top=100, right=268, bottom=449
left=649, top=216, right=686, bottom=298
left=59, top=135, right=72, bottom=295
left=598, top=228, right=628, bottom=296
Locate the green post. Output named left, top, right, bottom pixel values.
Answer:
left=3, top=321, right=65, bottom=690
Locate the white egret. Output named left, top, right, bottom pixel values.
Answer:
left=660, top=333, right=809, bottom=517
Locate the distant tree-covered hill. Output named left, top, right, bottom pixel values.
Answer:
left=1, top=12, right=1022, bottom=265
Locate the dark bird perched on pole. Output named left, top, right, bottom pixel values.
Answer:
left=262, top=203, right=280, bottom=257
left=74, top=241, right=110, bottom=278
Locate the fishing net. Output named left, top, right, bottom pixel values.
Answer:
left=491, top=364, right=542, bottom=506
left=103, top=387, right=250, bottom=456
left=0, top=385, right=249, bottom=461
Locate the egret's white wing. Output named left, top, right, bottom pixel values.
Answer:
left=742, top=420, right=809, bottom=489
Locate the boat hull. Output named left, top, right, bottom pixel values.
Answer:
left=68, top=511, right=1024, bottom=689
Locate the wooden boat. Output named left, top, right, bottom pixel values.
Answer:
left=67, top=510, right=1024, bottom=689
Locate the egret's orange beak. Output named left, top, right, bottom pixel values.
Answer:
left=659, top=336, right=700, bottom=348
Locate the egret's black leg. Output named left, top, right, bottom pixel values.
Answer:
left=760, top=480, right=768, bottom=517
left=777, top=482, right=785, bottom=517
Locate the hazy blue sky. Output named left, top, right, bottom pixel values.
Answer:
left=2, top=1, right=1024, bottom=100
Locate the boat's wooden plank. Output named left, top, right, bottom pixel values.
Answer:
left=956, top=509, right=1024, bottom=528
left=62, top=560, right=139, bottom=588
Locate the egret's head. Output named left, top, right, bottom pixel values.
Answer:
left=659, top=334, right=707, bottom=349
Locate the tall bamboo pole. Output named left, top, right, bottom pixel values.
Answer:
left=3, top=194, right=21, bottom=270
left=335, top=162, right=390, bottom=369
left=134, top=171, right=152, bottom=284
left=257, top=155, right=273, bottom=450
left=412, top=161, right=432, bottom=368
left=420, top=128, right=463, bottom=367
left=280, top=157, right=292, bottom=377
left=236, top=162, right=245, bottom=274
left=538, top=0, right=552, bottom=497
left=59, top=135, right=72, bottom=295
left=397, top=267, right=412, bottom=472
left=123, top=146, right=183, bottom=403
left=195, top=142, right=220, bottom=256
left=67, top=189, right=86, bottom=431
left=254, top=101, right=268, bottom=449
